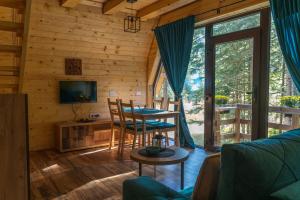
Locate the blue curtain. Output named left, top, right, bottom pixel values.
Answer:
left=270, top=0, right=300, bottom=91
left=154, top=16, right=195, bottom=148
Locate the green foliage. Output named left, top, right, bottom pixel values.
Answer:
left=215, top=95, right=230, bottom=105
left=280, top=96, right=300, bottom=108
left=268, top=128, right=281, bottom=137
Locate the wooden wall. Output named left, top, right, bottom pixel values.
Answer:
left=22, top=0, right=155, bottom=151
left=0, top=7, right=17, bottom=93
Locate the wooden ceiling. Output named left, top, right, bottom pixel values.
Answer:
left=61, top=0, right=198, bottom=21
left=61, top=0, right=269, bottom=25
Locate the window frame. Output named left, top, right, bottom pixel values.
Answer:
left=152, top=8, right=271, bottom=150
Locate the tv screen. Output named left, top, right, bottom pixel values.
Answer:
left=59, top=81, right=97, bottom=104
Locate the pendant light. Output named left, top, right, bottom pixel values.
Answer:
left=124, top=0, right=141, bottom=33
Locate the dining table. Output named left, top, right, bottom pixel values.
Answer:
left=123, top=107, right=180, bottom=147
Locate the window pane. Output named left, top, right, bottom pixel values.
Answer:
left=154, top=66, right=175, bottom=141
left=213, top=13, right=260, bottom=36
left=268, top=18, right=300, bottom=137
left=214, top=38, right=254, bottom=146
left=154, top=66, right=174, bottom=100
left=183, top=27, right=206, bottom=147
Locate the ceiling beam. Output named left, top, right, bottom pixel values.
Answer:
left=80, top=0, right=102, bottom=8
left=0, top=0, right=25, bottom=9
left=158, top=0, right=268, bottom=25
left=137, top=0, right=182, bottom=20
left=61, top=0, right=82, bottom=8
left=137, top=0, right=197, bottom=21
left=103, top=0, right=126, bottom=14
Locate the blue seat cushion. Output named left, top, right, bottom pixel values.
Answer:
left=123, top=176, right=190, bottom=200
left=114, top=120, right=143, bottom=126
left=147, top=121, right=176, bottom=129
left=179, top=187, right=194, bottom=199
left=125, top=123, right=156, bottom=132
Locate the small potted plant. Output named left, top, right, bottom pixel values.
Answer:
left=215, top=95, right=230, bottom=114
left=280, top=96, right=300, bottom=117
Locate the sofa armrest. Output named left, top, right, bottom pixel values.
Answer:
left=123, top=176, right=189, bottom=200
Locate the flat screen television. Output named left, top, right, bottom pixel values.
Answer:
left=59, top=81, right=97, bottom=104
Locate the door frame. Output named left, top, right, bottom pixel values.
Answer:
left=204, top=9, right=270, bottom=150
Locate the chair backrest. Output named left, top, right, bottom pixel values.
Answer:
left=192, top=153, right=221, bottom=200
left=119, top=100, right=137, bottom=128
left=107, top=98, right=121, bottom=123
left=153, top=97, right=164, bottom=110
left=166, top=98, right=181, bottom=112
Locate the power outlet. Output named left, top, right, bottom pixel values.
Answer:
left=136, top=91, right=142, bottom=96
left=90, top=113, right=100, bottom=119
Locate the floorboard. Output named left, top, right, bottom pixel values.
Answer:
left=30, top=147, right=208, bottom=200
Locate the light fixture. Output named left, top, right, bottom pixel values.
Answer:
left=124, top=0, right=141, bottom=33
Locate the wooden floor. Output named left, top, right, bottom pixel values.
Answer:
left=30, top=146, right=208, bottom=200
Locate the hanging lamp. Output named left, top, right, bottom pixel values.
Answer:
left=124, top=0, right=140, bottom=33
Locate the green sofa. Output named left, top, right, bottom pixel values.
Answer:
left=123, top=129, right=300, bottom=200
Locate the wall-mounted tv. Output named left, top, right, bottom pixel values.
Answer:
left=59, top=81, right=97, bottom=104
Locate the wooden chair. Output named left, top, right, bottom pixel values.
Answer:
left=158, top=98, right=181, bottom=146
left=107, top=98, right=122, bottom=152
left=119, top=100, right=156, bottom=156
left=152, top=97, right=165, bottom=110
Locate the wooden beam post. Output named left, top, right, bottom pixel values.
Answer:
left=18, top=0, right=32, bottom=93
left=102, top=0, right=126, bottom=15
left=60, top=0, right=81, bottom=8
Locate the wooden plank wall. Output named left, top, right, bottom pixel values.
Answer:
left=0, top=94, right=29, bottom=200
left=0, top=7, right=17, bottom=93
left=22, top=0, right=155, bottom=150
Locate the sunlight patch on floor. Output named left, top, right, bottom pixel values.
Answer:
left=79, top=147, right=117, bottom=156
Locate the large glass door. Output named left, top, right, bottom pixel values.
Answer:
left=214, top=38, right=254, bottom=146
left=205, top=26, right=262, bottom=149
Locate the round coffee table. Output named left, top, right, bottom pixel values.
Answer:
left=130, top=147, right=189, bottom=189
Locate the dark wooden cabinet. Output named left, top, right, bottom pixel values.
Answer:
left=0, top=94, right=29, bottom=200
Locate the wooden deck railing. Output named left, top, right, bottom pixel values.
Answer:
left=215, top=104, right=300, bottom=145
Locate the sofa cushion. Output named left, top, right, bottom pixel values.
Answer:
left=123, top=176, right=189, bottom=200
left=270, top=180, right=300, bottom=200
left=216, top=129, right=300, bottom=200
left=192, top=153, right=221, bottom=200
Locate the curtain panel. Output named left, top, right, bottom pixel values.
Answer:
left=154, top=16, right=195, bottom=148
left=270, top=0, right=300, bottom=91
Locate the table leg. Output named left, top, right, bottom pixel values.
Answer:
left=142, top=119, right=146, bottom=147
left=175, top=114, right=180, bottom=146
left=181, top=162, right=184, bottom=190
left=139, top=162, right=142, bottom=176
left=117, top=128, right=123, bottom=156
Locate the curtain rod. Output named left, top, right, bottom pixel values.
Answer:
left=195, top=0, right=247, bottom=17
left=152, top=0, right=247, bottom=30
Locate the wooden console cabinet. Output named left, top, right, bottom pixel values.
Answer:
left=56, top=119, right=113, bottom=152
